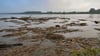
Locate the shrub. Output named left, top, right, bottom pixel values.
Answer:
left=72, top=48, right=100, bottom=56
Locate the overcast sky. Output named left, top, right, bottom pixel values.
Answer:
left=0, top=0, right=100, bottom=13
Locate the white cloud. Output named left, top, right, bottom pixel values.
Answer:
left=47, top=0, right=100, bottom=11
left=0, top=0, right=100, bottom=12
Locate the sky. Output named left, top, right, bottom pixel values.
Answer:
left=0, top=0, right=100, bottom=13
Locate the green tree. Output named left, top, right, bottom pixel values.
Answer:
left=89, top=8, right=96, bottom=13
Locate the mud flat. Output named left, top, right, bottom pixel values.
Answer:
left=0, top=17, right=100, bottom=56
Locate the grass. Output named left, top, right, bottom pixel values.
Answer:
left=72, top=48, right=100, bottom=56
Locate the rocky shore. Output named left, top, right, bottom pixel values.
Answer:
left=0, top=17, right=100, bottom=56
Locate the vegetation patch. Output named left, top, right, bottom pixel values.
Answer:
left=72, top=48, right=100, bottom=56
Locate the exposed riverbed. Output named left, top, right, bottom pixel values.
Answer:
left=0, top=14, right=100, bottom=56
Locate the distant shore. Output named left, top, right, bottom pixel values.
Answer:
left=1, top=12, right=100, bottom=14
left=1, top=8, right=100, bottom=14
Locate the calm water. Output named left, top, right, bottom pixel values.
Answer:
left=0, top=14, right=100, bottom=19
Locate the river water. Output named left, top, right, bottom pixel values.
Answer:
left=0, top=14, right=100, bottom=19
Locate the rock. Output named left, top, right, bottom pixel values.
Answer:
left=78, top=19, right=86, bottom=21
left=11, top=17, right=17, bottom=19
left=67, top=22, right=87, bottom=26
left=69, top=22, right=76, bottom=26
left=79, top=23, right=87, bottom=26
left=60, top=17, right=70, bottom=20
left=19, top=17, right=30, bottom=21
left=94, top=21, right=99, bottom=24
left=0, top=43, right=23, bottom=48
left=95, top=28, right=100, bottom=31
left=0, top=30, right=4, bottom=32
left=46, top=33, right=65, bottom=40
left=56, top=25, right=60, bottom=28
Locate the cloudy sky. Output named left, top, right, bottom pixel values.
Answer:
left=0, top=0, right=100, bottom=13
